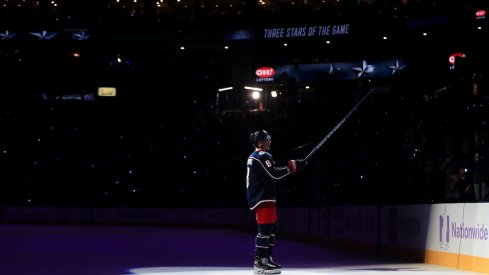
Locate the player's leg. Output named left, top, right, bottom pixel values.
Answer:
left=268, top=222, right=281, bottom=269
left=254, top=223, right=280, bottom=274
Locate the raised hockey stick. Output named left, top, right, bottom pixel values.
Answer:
left=303, top=87, right=389, bottom=162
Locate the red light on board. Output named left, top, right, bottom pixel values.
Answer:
left=256, top=67, right=276, bottom=78
left=475, top=10, right=486, bottom=17
left=449, top=52, right=466, bottom=65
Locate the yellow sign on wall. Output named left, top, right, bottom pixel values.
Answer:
left=98, top=87, right=117, bottom=97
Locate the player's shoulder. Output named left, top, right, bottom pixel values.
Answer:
left=258, top=151, right=272, bottom=159
left=249, top=151, right=272, bottom=159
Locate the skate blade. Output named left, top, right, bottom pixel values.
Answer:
left=254, top=267, right=281, bottom=274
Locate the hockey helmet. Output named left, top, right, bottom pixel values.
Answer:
left=249, top=130, right=271, bottom=147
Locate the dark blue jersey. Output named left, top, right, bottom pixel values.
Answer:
left=246, top=150, right=291, bottom=210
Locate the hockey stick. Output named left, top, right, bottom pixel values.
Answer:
left=303, top=87, right=389, bottom=162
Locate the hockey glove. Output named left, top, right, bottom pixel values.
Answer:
left=288, top=160, right=298, bottom=173
left=288, top=159, right=307, bottom=173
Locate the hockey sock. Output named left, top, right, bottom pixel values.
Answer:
left=255, top=223, right=274, bottom=258
left=268, top=223, right=277, bottom=257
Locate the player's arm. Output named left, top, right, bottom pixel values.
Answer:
left=256, top=153, right=291, bottom=180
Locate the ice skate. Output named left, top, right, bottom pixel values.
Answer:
left=268, top=257, right=282, bottom=271
left=254, top=257, right=281, bottom=274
